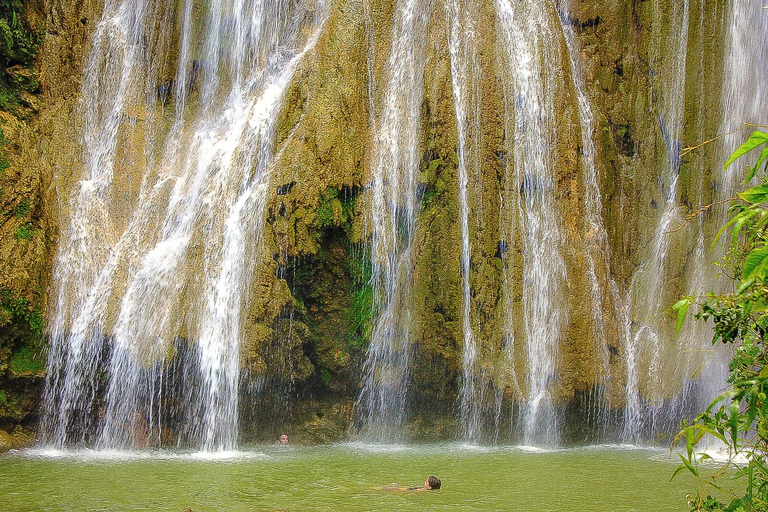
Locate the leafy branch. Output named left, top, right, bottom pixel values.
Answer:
left=673, top=130, right=768, bottom=511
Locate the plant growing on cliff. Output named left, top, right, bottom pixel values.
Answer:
left=673, top=130, right=768, bottom=511
left=0, top=288, right=42, bottom=335
left=348, top=249, right=373, bottom=349
left=0, top=0, right=38, bottom=68
left=0, top=0, right=40, bottom=111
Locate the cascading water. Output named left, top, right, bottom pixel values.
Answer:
left=41, top=0, right=176, bottom=448
left=687, top=0, right=768, bottom=417
left=447, top=0, right=485, bottom=443
left=617, top=0, right=764, bottom=445
left=41, top=0, right=327, bottom=451
left=557, top=1, right=622, bottom=438
left=496, top=0, right=568, bottom=446
left=28, top=0, right=758, bottom=451
left=622, top=0, right=692, bottom=443
left=720, top=0, right=768, bottom=190
left=667, top=0, right=728, bottom=425
left=355, top=0, right=432, bottom=442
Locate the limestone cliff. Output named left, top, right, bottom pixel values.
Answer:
left=0, top=0, right=738, bottom=444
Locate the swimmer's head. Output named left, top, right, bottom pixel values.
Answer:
left=425, top=476, right=441, bottom=489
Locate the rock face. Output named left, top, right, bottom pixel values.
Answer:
left=0, top=0, right=56, bottom=437
left=0, top=0, right=745, bottom=444
left=0, top=426, right=34, bottom=452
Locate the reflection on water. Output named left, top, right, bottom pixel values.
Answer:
left=0, top=444, right=713, bottom=511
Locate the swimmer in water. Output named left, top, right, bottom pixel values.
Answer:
left=379, top=476, right=441, bottom=491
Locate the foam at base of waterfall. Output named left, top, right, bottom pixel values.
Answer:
left=13, top=447, right=270, bottom=462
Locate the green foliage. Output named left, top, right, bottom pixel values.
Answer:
left=13, top=197, right=29, bottom=217
left=0, top=388, right=25, bottom=420
left=0, top=288, right=43, bottom=334
left=14, top=223, right=30, bottom=239
left=349, top=283, right=373, bottom=349
left=2, top=184, right=37, bottom=240
left=347, top=248, right=373, bottom=349
left=725, top=131, right=768, bottom=181
left=0, top=17, right=39, bottom=67
left=320, top=368, right=332, bottom=386
left=673, top=298, right=692, bottom=334
left=315, top=187, right=356, bottom=231
left=309, top=187, right=371, bottom=348
left=316, top=192, right=337, bottom=227
left=8, top=344, right=44, bottom=376
left=0, top=0, right=39, bottom=68
left=673, top=131, right=768, bottom=511
left=0, top=0, right=41, bottom=113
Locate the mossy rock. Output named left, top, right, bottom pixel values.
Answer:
left=8, top=344, right=44, bottom=378
left=0, top=426, right=33, bottom=453
left=0, top=388, right=32, bottom=422
left=295, top=402, right=353, bottom=444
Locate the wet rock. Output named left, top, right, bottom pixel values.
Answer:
left=18, top=92, right=40, bottom=112
left=276, top=181, right=296, bottom=195
left=299, top=404, right=353, bottom=444
left=0, top=426, right=34, bottom=453
left=5, top=65, right=39, bottom=92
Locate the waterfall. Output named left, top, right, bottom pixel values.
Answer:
left=617, top=0, right=765, bottom=444
left=692, top=0, right=768, bottom=416
left=41, top=0, right=327, bottom=451
left=447, top=0, right=485, bottom=443
left=29, top=0, right=759, bottom=450
left=355, top=0, right=432, bottom=442
left=720, top=0, right=768, bottom=188
left=496, top=0, right=568, bottom=446
left=557, top=1, right=621, bottom=438
left=623, top=0, right=691, bottom=442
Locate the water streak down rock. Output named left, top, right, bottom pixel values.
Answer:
left=355, top=0, right=432, bottom=443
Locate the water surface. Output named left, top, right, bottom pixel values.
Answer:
left=0, top=444, right=706, bottom=511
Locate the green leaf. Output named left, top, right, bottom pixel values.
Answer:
left=756, top=210, right=768, bottom=231
left=692, top=427, right=707, bottom=447
left=686, top=427, right=695, bottom=459
left=731, top=210, right=758, bottom=246
left=745, top=145, right=768, bottom=181
left=738, top=184, right=768, bottom=204
left=678, top=452, right=699, bottom=477
left=670, top=464, right=688, bottom=481
left=673, top=299, right=690, bottom=334
left=730, top=400, right=740, bottom=447
left=725, top=131, right=768, bottom=171
left=742, top=245, right=768, bottom=280
left=737, top=278, right=756, bottom=295
left=707, top=429, right=728, bottom=445
left=713, top=213, right=744, bottom=249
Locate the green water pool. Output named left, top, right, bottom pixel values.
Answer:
left=0, top=444, right=714, bottom=511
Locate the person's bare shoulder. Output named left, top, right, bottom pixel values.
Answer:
left=374, top=483, right=409, bottom=491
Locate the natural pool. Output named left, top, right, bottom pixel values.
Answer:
left=0, top=444, right=711, bottom=511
